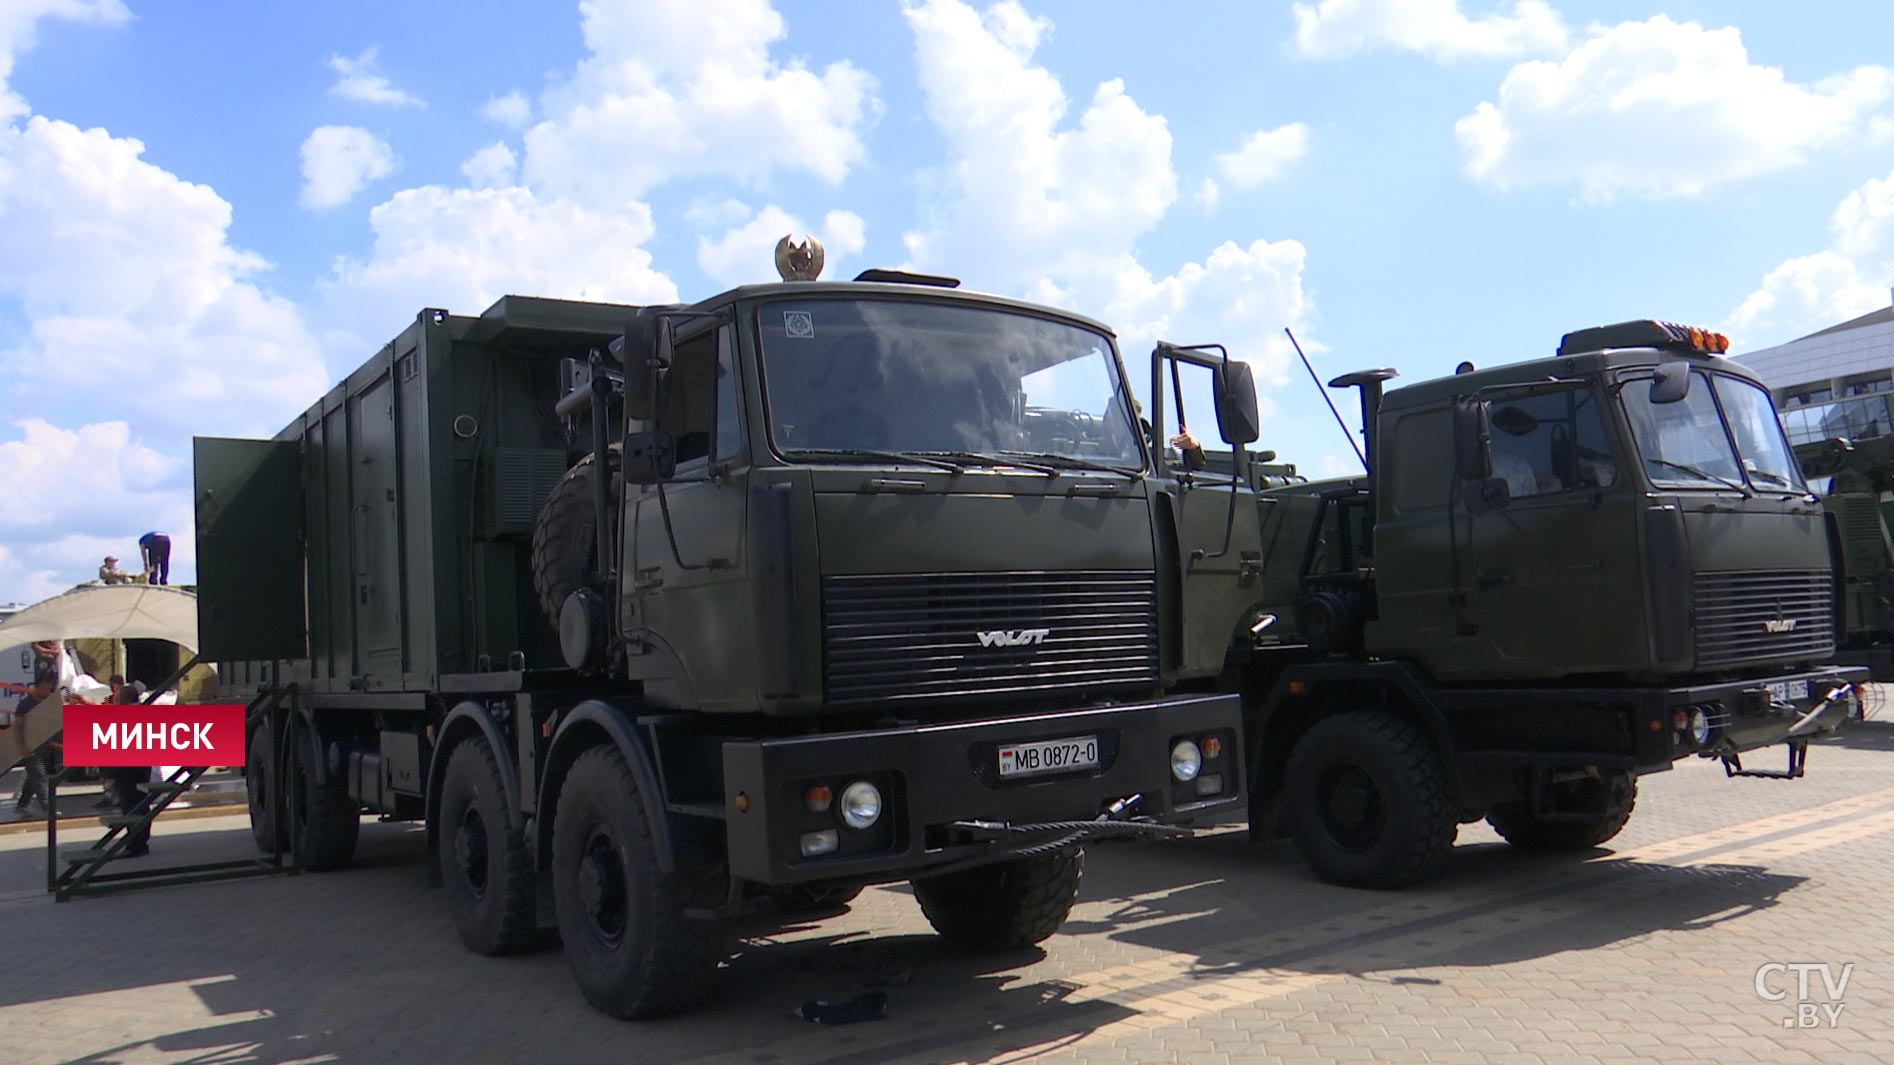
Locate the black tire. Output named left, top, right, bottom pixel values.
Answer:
left=246, top=724, right=282, bottom=855
left=439, top=738, right=540, bottom=955
left=551, top=747, right=725, bottom=1019
left=1487, top=772, right=1637, bottom=852
left=531, top=453, right=614, bottom=627
left=1285, top=710, right=1456, bottom=888
left=289, top=723, right=360, bottom=872
left=912, top=846, right=1082, bottom=952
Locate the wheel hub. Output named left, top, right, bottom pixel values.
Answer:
left=1319, top=764, right=1385, bottom=852
left=454, top=810, right=489, bottom=896
left=576, top=828, right=627, bottom=945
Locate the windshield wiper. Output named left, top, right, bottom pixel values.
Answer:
left=998, top=450, right=1140, bottom=476
left=914, top=450, right=1059, bottom=475
left=1647, top=457, right=1749, bottom=495
left=782, top=447, right=965, bottom=473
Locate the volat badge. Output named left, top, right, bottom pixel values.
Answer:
left=784, top=311, right=815, bottom=338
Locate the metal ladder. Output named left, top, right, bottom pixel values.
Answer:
left=48, top=684, right=297, bottom=901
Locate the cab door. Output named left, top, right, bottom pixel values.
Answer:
left=626, top=323, right=752, bottom=710
left=1151, top=347, right=1264, bottom=680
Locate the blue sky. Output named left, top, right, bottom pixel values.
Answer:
left=4, top=0, right=1894, bottom=601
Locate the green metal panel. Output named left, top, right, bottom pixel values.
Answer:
left=193, top=437, right=307, bottom=662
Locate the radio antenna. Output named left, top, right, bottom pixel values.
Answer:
left=1285, top=327, right=1366, bottom=470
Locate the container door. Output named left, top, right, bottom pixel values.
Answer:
left=194, top=437, right=307, bottom=662
left=349, top=374, right=405, bottom=681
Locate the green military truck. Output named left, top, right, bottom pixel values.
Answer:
left=1793, top=434, right=1894, bottom=678
left=1144, top=320, right=1867, bottom=888
left=193, top=264, right=1249, bottom=1018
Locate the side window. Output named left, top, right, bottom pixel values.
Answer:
left=1487, top=387, right=1617, bottom=500
left=713, top=326, right=743, bottom=463
left=664, top=328, right=717, bottom=466
left=1390, top=408, right=1453, bottom=512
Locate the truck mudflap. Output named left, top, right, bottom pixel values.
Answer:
left=720, top=693, right=1244, bottom=885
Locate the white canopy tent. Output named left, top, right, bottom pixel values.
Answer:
left=0, top=584, right=201, bottom=774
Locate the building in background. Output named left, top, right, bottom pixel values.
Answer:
left=1740, top=295, right=1894, bottom=449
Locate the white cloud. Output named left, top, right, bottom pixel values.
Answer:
left=299, top=125, right=397, bottom=209
left=696, top=204, right=867, bottom=286
left=1215, top=123, right=1310, bottom=188
left=519, top=0, right=878, bottom=206
left=898, top=0, right=1314, bottom=429
left=1726, top=169, right=1894, bottom=345
left=1194, top=178, right=1220, bottom=210
left=480, top=90, right=532, bottom=129
left=1456, top=17, right=1894, bottom=200
left=461, top=141, right=518, bottom=188
left=0, top=1, right=129, bottom=121
left=0, top=116, right=327, bottom=438
left=0, top=420, right=199, bottom=600
left=900, top=0, right=1177, bottom=286
left=1291, top=0, right=1569, bottom=62
left=328, top=46, right=423, bottom=107
left=322, top=185, right=679, bottom=344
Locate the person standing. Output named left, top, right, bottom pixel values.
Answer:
left=11, top=677, right=53, bottom=818
left=108, top=682, right=153, bottom=857
left=138, top=531, right=171, bottom=585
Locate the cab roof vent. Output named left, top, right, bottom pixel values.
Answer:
left=853, top=268, right=961, bottom=288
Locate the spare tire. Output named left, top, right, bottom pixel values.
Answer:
left=531, top=453, right=616, bottom=627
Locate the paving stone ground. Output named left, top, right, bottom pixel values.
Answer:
left=2, top=719, right=1892, bottom=1065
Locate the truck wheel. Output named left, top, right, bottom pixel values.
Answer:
left=1487, top=773, right=1637, bottom=852
left=552, top=746, right=724, bottom=1018
left=439, top=738, right=539, bottom=955
left=912, top=846, right=1083, bottom=951
left=290, top=723, right=360, bottom=872
left=245, top=724, right=283, bottom=854
left=1285, top=711, right=1455, bottom=888
left=531, top=453, right=614, bottom=627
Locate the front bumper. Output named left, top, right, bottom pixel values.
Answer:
left=721, top=693, right=1244, bottom=885
left=1638, top=665, right=1866, bottom=771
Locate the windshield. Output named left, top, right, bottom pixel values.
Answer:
left=1621, top=370, right=1807, bottom=493
left=756, top=298, right=1142, bottom=467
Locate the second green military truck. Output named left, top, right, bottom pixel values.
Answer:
left=1148, top=320, right=1866, bottom=887
left=194, top=254, right=1249, bottom=1018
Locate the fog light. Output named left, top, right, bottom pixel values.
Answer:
left=800, top=829, right=839, bottom=857
left=804, top=784, right=834, bottom=813
left=840, top=781, right=882, bottom=830
left=1689, top=707, right=1712, bottom=747
left=1170, top=740, right=1203, bottom=782
left=1195, top=773, right=1224, bottom=797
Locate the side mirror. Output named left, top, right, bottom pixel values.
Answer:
left=1453, top=398, right=1493, bottom=482
left=1464, top=475, right=1511, bottom=512
left=623, top=430, right=676, bottom=485
left=620, top=311, right=672, bottom=421
left=1214, top=360, right=1262, bottom=445
left=1649, top=361, right=1692, bottom=405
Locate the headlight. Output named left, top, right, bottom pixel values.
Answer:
left=1170, top=740, right=1203, bottom=782
left=840, top=781, right=882, bottom=830
left=1689, top=707, right=1712, bottom=747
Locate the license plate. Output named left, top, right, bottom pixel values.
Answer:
left=998, top=735, right=1100, bottom=778
left=1768, top=679, right=1810, bottom=704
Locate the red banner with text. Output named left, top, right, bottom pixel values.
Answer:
left=63, top=704, right=247, bottom=767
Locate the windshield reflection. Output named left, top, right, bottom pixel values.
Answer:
left=1621, top=370, right=1806, bottom=493
left=756, top=298, right=1142, bottom=467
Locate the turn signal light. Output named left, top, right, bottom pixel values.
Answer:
left=804, top=784, right=834, bottom=813
left=1201, top=735, right=1223, bottom=760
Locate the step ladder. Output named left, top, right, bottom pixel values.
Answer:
left=47, top=681, right=298, bottom=901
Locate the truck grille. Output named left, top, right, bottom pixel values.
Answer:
left=1693, top=569, right=1835, bottom=668
left=822, top=571, right=1159, bottom=706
